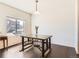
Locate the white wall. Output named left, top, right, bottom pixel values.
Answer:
left=74, top=0, right=78, bottom=54
left=77, top=0, right=79, bottom=54
left=0, top=2, right=32, bottom=35
left=32, top=0, right=76, bottom=47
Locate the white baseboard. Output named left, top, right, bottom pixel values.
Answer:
left=52, top=43, right=74, bottom=48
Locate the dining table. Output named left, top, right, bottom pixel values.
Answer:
left=20, top=34, right=52, bottom=57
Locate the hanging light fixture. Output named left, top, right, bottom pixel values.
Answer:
left=34, top=0, right=40, bottom=15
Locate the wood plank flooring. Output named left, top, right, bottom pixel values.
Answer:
left=0, top=44, right=79, bottom=58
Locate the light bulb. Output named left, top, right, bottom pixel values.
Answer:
left=34, top=11, right=40, bottom=15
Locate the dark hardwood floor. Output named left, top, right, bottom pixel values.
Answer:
left=0, top=44, right=79, bottom=58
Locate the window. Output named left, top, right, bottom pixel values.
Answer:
left=16, top=20, right=24, bottom=34
left=7, top=17, right=24, bottom=35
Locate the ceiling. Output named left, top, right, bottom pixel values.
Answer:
left=0, top=0, right=72, bottom=15
left=0, top=0, right=59, bottom=14
left=0, top=0, right=40, bottom=14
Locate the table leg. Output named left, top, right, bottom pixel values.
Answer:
left=46, top=39, right=48, bottom=50
left=32, top=38, right=33, bottom=44
left=49, top=37, right=51, bottom=50
left=22, top=37, right=24, bottom=51
left=28, top=37, right=29, bottom=41
left=3, top=39, right=5, bottom=49
left=42, top=40, right=44, bottom=57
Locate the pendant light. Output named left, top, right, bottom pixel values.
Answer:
left=34, top=0, right=40, bottom=15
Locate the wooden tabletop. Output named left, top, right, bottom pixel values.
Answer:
left=0, top=36, right=7, bottom=40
